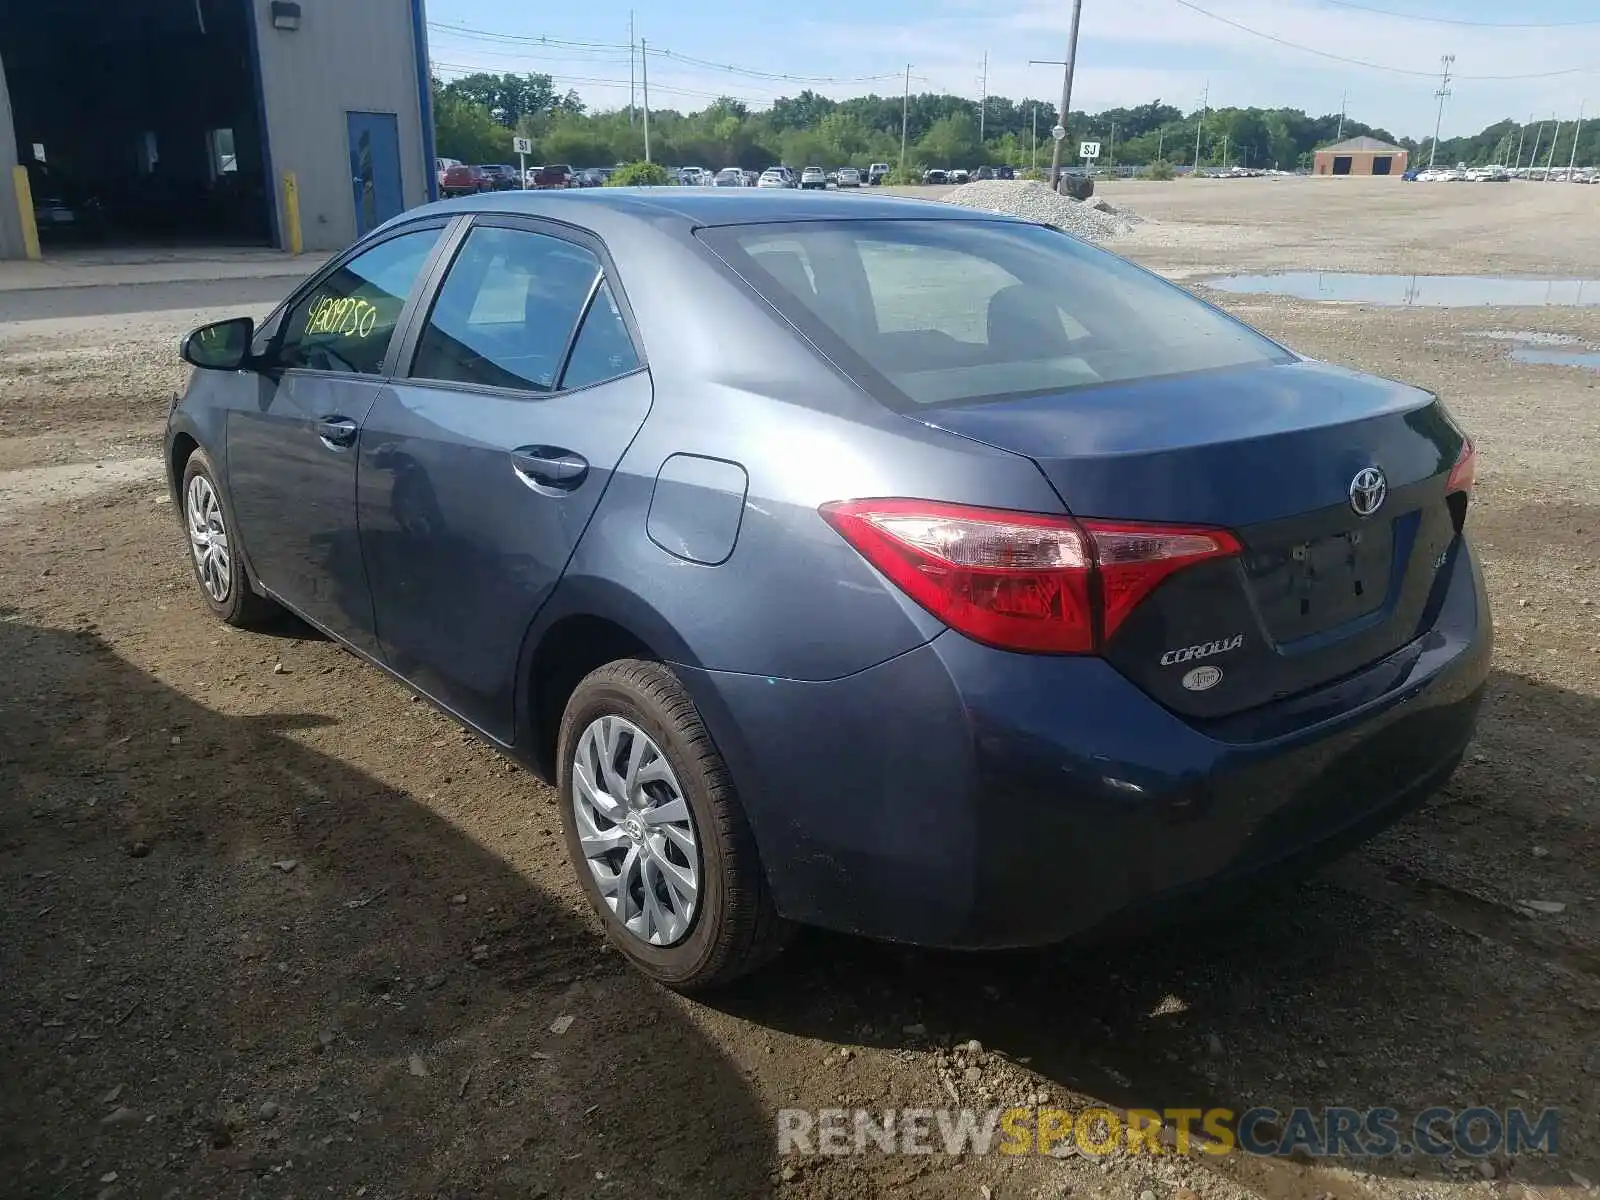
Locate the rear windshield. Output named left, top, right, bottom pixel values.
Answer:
left=699, top=219, right=1289, bottom=408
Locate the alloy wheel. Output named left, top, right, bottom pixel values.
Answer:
left=185, top=474, right=231, bottom=603
left=571, top=715, right=700, bottom=946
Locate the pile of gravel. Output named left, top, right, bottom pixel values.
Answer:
left=941, top=179, right=1140, bottom=241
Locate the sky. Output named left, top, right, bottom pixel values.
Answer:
left=424, top=0, right=1600, bottom=140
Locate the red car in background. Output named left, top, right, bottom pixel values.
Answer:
left=531, top=163, right=574, bottom=189
left=439, top=164, right=492, bottom=197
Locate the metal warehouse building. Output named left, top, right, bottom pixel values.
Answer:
left=0, top=0, right=437, bottom=260
left=1313, top=135, right=1410, bottom=177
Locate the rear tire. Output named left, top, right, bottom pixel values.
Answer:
left=557, top=659, right=792, bottom=990
left=179, top=449, right=281, bottom=629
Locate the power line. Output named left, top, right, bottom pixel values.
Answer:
left=431, top=19, right=904, bottom=87
left=430, top=61, right=740, bottom=103
left=1312, top=0, right=1600, bottom=29
left=1170, top=0, right=1600, bottom=79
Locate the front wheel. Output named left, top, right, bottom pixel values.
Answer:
left=557, top=659, right=792, bottom=990
left=180, top=449, right=281, bottom=628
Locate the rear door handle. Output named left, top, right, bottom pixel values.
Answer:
left=316, top=416, right=359, bottom=448
left=510, top=446, right=588, bottom=491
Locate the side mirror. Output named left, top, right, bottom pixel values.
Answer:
left=181, top=317, right=255, bottom=371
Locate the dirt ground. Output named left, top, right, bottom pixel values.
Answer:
left=2, top=178, right=1597, bottom=1200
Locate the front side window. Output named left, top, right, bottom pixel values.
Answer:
left=276, top=227, right=442, bottom=375
left=700, top=219, right=1290, bottom=408
left=411, top=226, right=603, bottom=392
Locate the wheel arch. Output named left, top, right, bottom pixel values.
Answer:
left=518, top=576, right=703, bottom=783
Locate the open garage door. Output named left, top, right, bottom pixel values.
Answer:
left=0, top=0, right=273, bottom=248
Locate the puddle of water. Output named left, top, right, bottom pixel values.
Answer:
left=1508, top=347, right=1600, bottom=370
left=1204, top=272, right=1600, bottom=307
left=1466, top=330, right=1587, bottom=346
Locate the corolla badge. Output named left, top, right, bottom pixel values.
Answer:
left=1349, top=467, right=1387, bottom=517
left=1160, top=634, right=1244, bottom=666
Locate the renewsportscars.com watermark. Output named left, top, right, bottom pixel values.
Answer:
left=776, top=1106, right=1560, bottom=1159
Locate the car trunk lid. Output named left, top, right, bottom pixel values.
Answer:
left=907, top=360, right=1469, bottom=718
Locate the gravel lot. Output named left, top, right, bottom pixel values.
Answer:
left=2, top=178, right=1597, bottom=1200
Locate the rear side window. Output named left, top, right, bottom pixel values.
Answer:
left=411, top=226, right=601, bottom=392
left=560, top=280, right=641, bottom=390
left=700, top=219, right=1289, bottom=408
left=275, top=227, right=441, bottom=375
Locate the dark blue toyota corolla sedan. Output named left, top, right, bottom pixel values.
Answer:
left=167, top=189, right=1489, bottom=989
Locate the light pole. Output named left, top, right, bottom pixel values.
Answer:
left=641, top=38, right=651, bottom=163
left=1568, top=102, right=1585, bottom=181
left=900, top=64, right=911, bottom=175
left=1028, top=0, right=1084, bottom=189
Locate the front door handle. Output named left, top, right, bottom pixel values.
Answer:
left=510, top=446, right=588, bottom=491
left=316, top=416, right=359, bottom=448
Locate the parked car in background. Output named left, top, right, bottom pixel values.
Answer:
left=744, top=169, right=761, bottom=186
left=922, top=168, right=949, bottom=185
left=478, top=164, right=521, bottom=191
left=572, top=167, right=609, bottom=187
left=435, top=157, right=462, bottom=189
left=170, top=189, right=1488, bottom=990
left=757, top=167, right=792, bottom=189
left=868, top=163, right=890, bottom=185
left=995, top=165, right=1016, bottom=180
left=440, top=164, right=492, bottom=197
left=836, top=167, right=862, bottom=188
left=949, top=168, right=970, bottom=184
left=531, top=164, right=574, bottom=189
left=800, top=166, right=827, bottom=190
left=714, top=167, right=747, bottom=188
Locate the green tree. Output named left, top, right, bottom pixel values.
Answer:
left=608, top=161, right=672, bottom=186
left=433, top=88, right=511, bottom=164
left=917, top=112, right=978, bottom=167
left=442, top=72, right=559, bottom=128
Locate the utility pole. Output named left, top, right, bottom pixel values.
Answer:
left=628, top=10, right=636, bottom=126
left=1035, top=0, right=1084, bottom=189
left=1194, top=81, right=1208, bottom=170
left=1220, top=132, right=1228, bottom=169
left=1157, top=126, right=1164, bottom=164
left=641, top=38, right=651, bottom=163
left=1568, top=102, right=1585, bottom=181
left=900, top=64, right=911, bottom=175
left=1428, top=54, right=1454, bottom=169
left=1337, top=90, right=1347, bottom=142
left=1546, top=117, right=1563, bottom=178
left=1515, top=114, right=1529, bottom=169
left=1108, top=122, right=1116, bottom=170
left=979, top=51, right=988, bottom=142
left=1528, top=119, right=1546, bottom=175
left=1032, top=105, right=1038, bottom=171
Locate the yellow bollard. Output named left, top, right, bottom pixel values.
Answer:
left=281, top=170, right=303, bottom=256
left=12, top=165, right=41, bottom=261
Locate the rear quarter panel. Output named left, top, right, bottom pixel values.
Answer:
left=535, top=216, right=1067, bottom=682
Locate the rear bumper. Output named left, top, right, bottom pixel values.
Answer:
left=676, top=539, right=1491, bottom=949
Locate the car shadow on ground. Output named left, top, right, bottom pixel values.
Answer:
left=0, top=612, right=773, bottom=1199
left=712, top=666, right=1599, bottom=1190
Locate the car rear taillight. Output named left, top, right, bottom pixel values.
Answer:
left=819, top=499, right=1240, bottom=654
left=1445, top=437, right=1476, bottom=496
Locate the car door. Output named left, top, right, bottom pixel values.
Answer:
left=357, top=217, right=652, bottom=740
left=227, top=221, right=452, bottom=656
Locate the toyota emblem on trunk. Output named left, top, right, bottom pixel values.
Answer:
left=1348, top=467, right=1387, bottom=517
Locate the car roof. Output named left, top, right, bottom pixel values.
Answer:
left=399, top=188, right=1017, bottom=232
